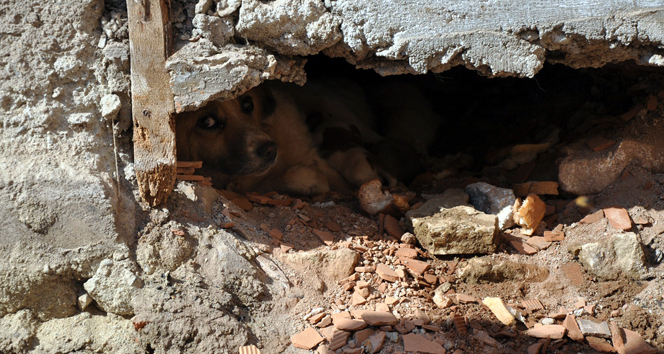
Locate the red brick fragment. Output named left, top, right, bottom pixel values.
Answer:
left=562, top=263, right=584, bottom=286
left=383, top=215, right=403, bottom=238
left=603, top=207, right=632, bottom=231
left=313, top=229, right=335, bottom=245
left=646, top=95, right=658, bottom=111
left=586, top=337, right=615, bottom=352
left=402, top=333, right=445, bottom=354
left=291, top=327, right=324, bottom=349
left=399, top=257, right=430, bottom=275
left=563, top=314, right=584, bottom=342
left=587, top=136, right=616, bottom=152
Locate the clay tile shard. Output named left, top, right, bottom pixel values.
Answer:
left=527, top=342, right=543, bottom=354
left=646, top=95, right=658, bottom=111
left=239, top=345, right=261, bottom=354
left=561, top=263, right=584, bottom=286
left=291, top=327, right=324, bottom=349
left=622, top=328, right=657, bottom=354
left=620, top=104, right=644, bottom=121
left=395, top=247, right=418, bottom=258
left=402, top=333, right=446, bottom=354
left=522, top=299, right=544, bottom=312
left=313, top=229, right=335, bottom=245
left=586, top=337, right=615, bottom=352
left=563, top=314, right=584, bottom=342
left=331, top=311, right=352, bottom=324
left=351, top=291, right=367, bottom=306
left=376, top=264, right=399, bottom=282
left=610, top=322, right=625, bottom=353
left=525, top=325, right=566, bottom=339
left=268, top=229, right=283, bottom=240
left=509, top=239, right=539, bottom=255
left=365, top=331, right=386, bottom=354
left=482, top=297, right=516, bottom=326
left=587, top=136, right=616, bottom=152
left=543, top=230, right=565, bottom=242
left=580, top=210, right=605, bottom=224
left=334, top=318, right=367, bottom=331
left=354, top=328, right=375, bottom=345
left=399, top=257, right=430, bottom=275
left=456, top=293, right=478, bottom=304
left=527, top=181, right=559, bottom=195
left=515, top=194, right=546, bottom=230
left=326, top=221, right=342, bottom=232
left=328, top=329, right=351, bottom=351
left=361, top=311, right=398, bottom=326
left=603, top=207, right=632, bottom=231
left=451, top=313, right=467, bottom=336
left=384, top=215, right=403, bottom=238
left=231, top=197, right=253, bottom=211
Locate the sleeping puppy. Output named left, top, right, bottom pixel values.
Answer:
left=175, top=82, right=349, bottom=196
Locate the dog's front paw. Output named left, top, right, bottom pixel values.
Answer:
left=282, top=165, right=330, bottom=196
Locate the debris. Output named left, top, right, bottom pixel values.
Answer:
left=358, top=179, right=408, bottom=216
left=603, top=207, right=632, bottom=231
left=576, top=319, right=611, bottom=338
left=621, top=328, right=657, bottom=354
left=458, top=258, right=549, bottom=283
left=525, top=325, right=566, bottom=339
left=586, top=337, right=615, bottom=352
left=402, top=333, right=445, bottom=354
left=543, top=230, right=564, bottom=242
left=522, top=299, right=544, bottom=311
left=77, top=293, right=93, bottom=311
left=450, top=313, right=467, bottom=336
left=561, top=262, right=584, bottom=286
left=83, top=259, right=143, bottom=316
left=563, top=315, right=584, bottom=342
left=291, top=327, right=324, bottom=349
left=384, top=215, right=403, bottom=238
left=239, top=345, right=261, bottom=354
left=313, top=229, right=335, bottom=245
left=456, top=294, right=477, bottom=304
left=365, top=331, right=386, bottom=353
left=334, top=318, right=367, bottom=331
left=361, top=311, right=398, bottom=326
left=587, top=136, right=616, bottom=152
left=328, top=328, right=351, bottom=350
left=482, top=297, right=516, bottom=325
left=399, top=257, right=430, bottom=275
left=514, top=194, right=546, bottom=234
left=400, top=232, right=417, bottom=244
left=376, top=264, right=400, bottom=282
left=465, top=182, right=516, bottom=229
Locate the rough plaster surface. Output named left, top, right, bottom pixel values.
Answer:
left=2, top=0, right=664, bottom=352
left=169, top=0, right=664, bottom=109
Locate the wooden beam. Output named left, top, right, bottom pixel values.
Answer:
left=126, top=0, right=176, bottom=206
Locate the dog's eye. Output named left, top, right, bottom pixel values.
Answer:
left=197, top=115, right=222, bottom=130
left=241, top=97, right=254, bottom=114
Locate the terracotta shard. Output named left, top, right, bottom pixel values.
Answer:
left=587, top=136, right=616, bottom=152
left=239, top=345, right=261, bottom=354
left=313, top=229, right=335, bottom=245
left=525, top=325, right=566, bottom=339
left=402, top=333, right=446, bottom=354
left=361, top=311, right=398, bottom=326
left=399, top=257, right=430, bottom=275
left=376, top=264, right=399, bottom=282
left=291, top=327, right=324, bottom=349
left=563, top=314, right=584, bottom=342
left=603, top=207, right=632, bottom=231
left=334, top=318, right=367, bottom=331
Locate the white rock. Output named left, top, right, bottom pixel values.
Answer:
left=83, top=259, right=143, bottom=316
left=77, top=293, right=93, bottom=310
left=100, top=94, right=121, bottom=120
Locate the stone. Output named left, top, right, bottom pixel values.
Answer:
left=559, top=125, right=664, bottom=195
left=458, top=258, right=549, bottom=283
left=401, top=232, right=418, bottom=244
left=365, top=331, right=386, bottom=353
left=525, top=325, right=566, bottom=339
left=482, top=297, right=515, bottom=325
left=402, top=333, right=445, bottom=354
left=465, top=182, right=516, bottom=214
left=361, top=311, right=398, bottom=326
left=358, top=179, right=408, bottom=216
left=563, top=315, right=584, bottom=342
left=376, top=264, right=400, bottom=282
left=282, top=248, right=360, bottom=282
left=334, top=319, right=367, bottom=331
left=83, top=259, right=143, bottom=316
left=577, top=232, right=647, bottom=280
left=77, top=293, right=93, bottom=311
left=576, top=319, right=611, bottom=338
left=603, top=207, right=632, bottom=231
left=291, top=327, right=324, bottom=350
left=407, top=205, right=498, bottom=255
left=100, top=94, right=122, bottom=120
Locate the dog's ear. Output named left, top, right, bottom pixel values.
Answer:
left=260, top=87, right=277, bottom=117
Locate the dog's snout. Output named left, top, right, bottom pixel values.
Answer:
left=256, top=141, right=277, bottom=162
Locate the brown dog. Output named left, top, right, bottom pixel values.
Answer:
left=175, top=83, right=349, bottom=196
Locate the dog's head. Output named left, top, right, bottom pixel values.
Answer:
left=176, top=86, right=278, bottom=177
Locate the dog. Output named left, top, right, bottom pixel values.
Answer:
left=175, top=82, right=351, bottom=196
left=176, top=78, right=438, bottom=196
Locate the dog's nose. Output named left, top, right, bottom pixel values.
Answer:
left=256, top=141, right=277, bottom=162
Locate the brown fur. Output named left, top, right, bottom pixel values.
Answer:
left=175, top=83, right=350, bottom=196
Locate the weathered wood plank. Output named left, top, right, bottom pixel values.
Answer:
left=126, top=0, right=176, bottom=206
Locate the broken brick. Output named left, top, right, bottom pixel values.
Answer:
left=580, top=209, right=604, bottom=224
left=291, top=327, right=324, bottom=349
left=586, top=337, right=615, bottom=353
left=383, top=215, right=403, bottom=238
left=313, top=229, right=335, bottom=245
left=526, top=325, right=566, bottom=339
left=603, top=207, right=632, bottom=231
left=399, top=257, right=430, bottom=275
left=376, top=264, right=399, bottom=282
left=543, top=230, right=564, bottom=242
left=402, top=333, right=445, bottom=354
left=326, top=221, right=342, bottom=232
left=587, top=136, right=616, bottom=152
left=361, top=311, right=398, bottom=326
left=528, top=181, right=559, bottom=195
left=334, top=318, right=367, bottom=331
left=646, top=95, right=658, bottom=111
left=563, top=315, right=584, bottom=342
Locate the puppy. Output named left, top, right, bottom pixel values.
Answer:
left=175, top=83, right=349, bottom=196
